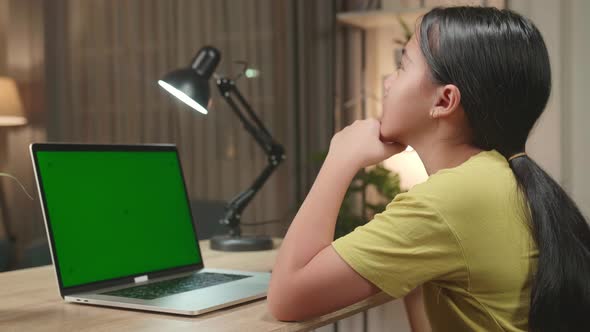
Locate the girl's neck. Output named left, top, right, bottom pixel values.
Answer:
left=414, top=141, right=484, bottom=176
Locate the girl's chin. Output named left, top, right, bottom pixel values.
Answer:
left=379, top=132, right=402, bottom=144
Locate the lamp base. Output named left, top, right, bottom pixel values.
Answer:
left=210, top=234, right=274, bottom=252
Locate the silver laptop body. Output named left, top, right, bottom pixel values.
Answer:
left=30, top=143, right=270, bottom=316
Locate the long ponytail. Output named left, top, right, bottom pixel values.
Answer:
left=510, top=156, right=590, bottom=331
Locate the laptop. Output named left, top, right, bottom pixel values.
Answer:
left=29, top=143, right=271, bottom=316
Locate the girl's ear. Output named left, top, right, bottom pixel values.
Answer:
left=430, top=84, right=461, bottom=119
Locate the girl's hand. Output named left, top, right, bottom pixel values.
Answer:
left=327, top=118, right=407, bottom=170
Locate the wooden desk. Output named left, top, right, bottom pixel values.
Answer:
left=0, top=238, right=393, bottom=331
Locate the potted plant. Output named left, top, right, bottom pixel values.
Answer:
left=312, top=152, right=403, bottom=239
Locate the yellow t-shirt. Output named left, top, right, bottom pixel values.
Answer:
left=332, top=149, right=537, bottom=331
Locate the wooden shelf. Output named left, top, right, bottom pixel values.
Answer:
left=336, top=8, right=428, bottom=30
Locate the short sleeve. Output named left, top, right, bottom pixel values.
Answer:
left=331, top=192, right=466, bottom=298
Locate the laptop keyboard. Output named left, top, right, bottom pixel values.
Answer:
left=102, top=272, right=251, bottom=300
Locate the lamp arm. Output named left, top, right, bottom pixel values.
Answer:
left=218, top=78, right=278, bottom=153
left=227, top=80, right=273, bottom=143
left=220, top=159, right=283, bottom=234
left=216, top=78, right=286, bottom=236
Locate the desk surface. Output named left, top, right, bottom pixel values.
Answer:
left=0, top=238, right=392, bottom=331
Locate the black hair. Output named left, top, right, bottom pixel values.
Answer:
left=418, top=6, right=590, bottom=331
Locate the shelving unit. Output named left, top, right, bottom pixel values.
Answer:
left=336, top=8, right=427, bottom=30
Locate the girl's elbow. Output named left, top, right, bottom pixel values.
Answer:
left=267, top=283, right=306, bottom=322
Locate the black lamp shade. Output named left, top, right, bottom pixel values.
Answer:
left=190, top=46, right=221, bottom=78
left=159, top=69, right=210, bottom=114
left=158, top=46, right=221, bottom=115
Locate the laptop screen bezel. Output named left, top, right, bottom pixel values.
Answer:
left=30, top=143, right=206, bottom=297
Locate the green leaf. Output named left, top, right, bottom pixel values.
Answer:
left=396, top=15, right=413, bottom=42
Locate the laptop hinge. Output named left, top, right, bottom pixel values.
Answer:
left=134, top=275, right=148, bottom=283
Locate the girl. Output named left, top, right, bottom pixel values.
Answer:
left=268, top=6, right=590, bottom=331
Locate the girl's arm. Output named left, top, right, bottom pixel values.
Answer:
left=267, top=150, right=381, bottom=321
left=404, top=286, right=432, bottom=332
left=267, top=119, right=405, bottom=321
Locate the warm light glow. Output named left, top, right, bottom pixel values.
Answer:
left=0, top=77, right=27, bottom=126
left=158, top=80, right=208, bottom=115
left=384, top=149, right=428, bottom=190
left=405, top=145, right=414, bottom=152
left=0, top=116, right=27, bottom=126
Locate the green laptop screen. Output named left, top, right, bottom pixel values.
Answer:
left=36, top=150, right=202, bottom=288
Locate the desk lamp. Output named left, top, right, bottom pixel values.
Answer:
left=159, top=47, right=285, bottom=252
